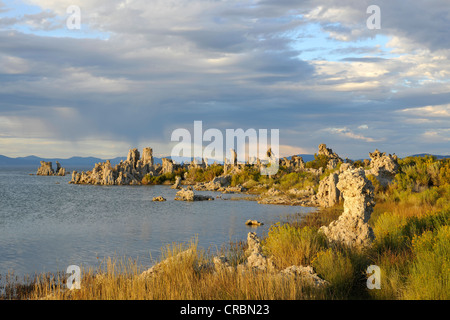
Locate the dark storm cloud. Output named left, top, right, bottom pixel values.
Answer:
left=0, top=0, right=449, bottom=158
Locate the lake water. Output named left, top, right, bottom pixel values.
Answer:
left=0, top=168, right=314, bottom=279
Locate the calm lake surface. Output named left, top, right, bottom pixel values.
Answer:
left=0, top=168, right=315, bottom=279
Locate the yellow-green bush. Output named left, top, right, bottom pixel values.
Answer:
left=305, top=154, right=330, bottom=170
left=278, top=172, right=318, bottom=191
left=403, top=225, right=450, bottom=299
left=372, top=212, right=408, bottom=251
left=185, top=165, right=224, bottom=182
left=262, top=224, right=327, bottom=269
left=312, top=248, right=355, bottom=299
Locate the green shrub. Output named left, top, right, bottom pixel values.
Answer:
left=185, top=165, right=223, bottom=182
left=305, top=154, right=330, bottom=170
left=373, top=212, right=408, bottom=252
left=230, top=167, right=261, bottom=187
left=404, top=225, right=450, bottom=299
left=262, top=224, right=327, bottom=269
left=278, top=172, right=318, bottom=191
left=312, top=248, right=355, bottom=298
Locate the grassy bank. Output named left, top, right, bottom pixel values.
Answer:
left=2, top=155, right=449, bottom=300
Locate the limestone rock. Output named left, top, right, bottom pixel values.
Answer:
left=221, top=185, right=246, bottom=194
left=230, top=148, right=237, bottom=166
left=366, top=149, right=399, bottom=186
left=127, top=148, right=140, bottom=169
left=311, top=173, right=342, bottom=208
left=236, top=233, right=328, bottom=289
left=213, top=256, right=233, bottom=272
left=288, top=187, right=314, bottom=197
left=171, top=176, right=182, bottom=189
left=280, top=156, right=305, bottom=172
left=318, top=144, right=343, bottom=169
left=141, top=147, right=153, bottom=166
left=36, top=161, right=55, bottom=176
left=69, top=147, right=155, bottom=185
left=152, top=196, right=166, bottom=202
left=319, top=168, right=375, bottom=249
left=279, top=265, right=329, bottom=288
left=55, top=161, right=67, bottom=176
left=162, top=158, right=174, bottom=174
left=245, top=220, right=264, bottom=226
left=194, top=174, right=232, bottom=192
left=140, top=248, right=195, bottom=278
left=240, top=232, right=275, bottom=272
left=175, top=187, right=195, bottom=201
left=175, top=187, right=214, bottom=201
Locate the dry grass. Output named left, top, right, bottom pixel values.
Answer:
left=22, top=240, right=326, bottom=300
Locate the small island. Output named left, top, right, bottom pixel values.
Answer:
left=36, top=161, right=67, bottom=176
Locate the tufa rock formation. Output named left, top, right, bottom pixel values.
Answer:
left=310, top=163, right=353, bottom=208
left=245, top=220, right=264, bottom=226
left=211, top=232, right=329, bottom=288
left=311, top=172, right=341, bottom=208
left=37, top=161, right=67, bottom=176
left=280, top=155, right=305, bottom=172
left=70, top=148, right=155, bottom=185
left=171, top=176, right=182, bottom=189
left=174, top=187, right=214, bottom=201
left=319, top=168, right=375, bottom=249
left=318, top=143, right=343, bottom=169
left=37, top=161, right=54, bottom=176
left=366, top=149, right=399, bottom=186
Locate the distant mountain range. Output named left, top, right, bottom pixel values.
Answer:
left=0, top=153, right=448, bottom=170
left=0, top=155, right=163, bottom=170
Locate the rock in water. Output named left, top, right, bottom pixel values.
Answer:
left=174, top=187, right=214, bottom=201
left=245, top=220, right=264, bottom=226
left=319, top=168, right=375, bottom=249
left=36, top=161, right=55, bottom=176
left=171, top=176, right=182, bottom=189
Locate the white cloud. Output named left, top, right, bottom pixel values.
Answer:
left=325, top=127, right=380, bottom=143
left=399, top=104, right=450, bottom=118
left=0, top=0, right=449, bottom=158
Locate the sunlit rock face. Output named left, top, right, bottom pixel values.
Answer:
left=320, top=168, right=375, bottom=250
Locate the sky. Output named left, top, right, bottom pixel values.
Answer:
left=0, top=0, right=449, bottom=160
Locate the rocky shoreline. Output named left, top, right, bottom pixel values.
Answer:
left=62, top=143, right=399, bottom=209
left=65, top=142, right=398, bottom=258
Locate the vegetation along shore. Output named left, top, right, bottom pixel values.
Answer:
left=2, top=144, right=449, bottom=300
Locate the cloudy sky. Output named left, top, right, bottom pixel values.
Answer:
left=0, top=0, right=449, bottom=160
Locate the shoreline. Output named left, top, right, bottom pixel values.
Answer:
left=0, top=183, right=316, bottom=290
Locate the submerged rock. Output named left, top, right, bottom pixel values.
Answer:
left=245, top=220, right=264, bottom=226
left=174, top=187, right=214, bottom=201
